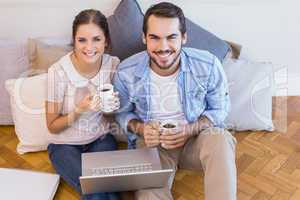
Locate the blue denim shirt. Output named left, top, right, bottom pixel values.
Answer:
left=113, top=48, right=230, bottom=148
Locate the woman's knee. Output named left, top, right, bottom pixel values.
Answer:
left=105, top=134, right=118, bottom=149
left=100, top=134, right=118, bottom=150
left=88, top=134, right=118, bottom=153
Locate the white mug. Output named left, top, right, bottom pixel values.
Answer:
left=94, top=83, right=116, bottom=113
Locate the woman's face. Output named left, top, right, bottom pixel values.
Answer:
left=73, top=23, right=107, bottom=65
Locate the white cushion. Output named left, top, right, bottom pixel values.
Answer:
left=223, top=58, right=274, bottom=131
left=0, top=168, right=59, bottom=200
left=5, top=74, right=50, bottom=154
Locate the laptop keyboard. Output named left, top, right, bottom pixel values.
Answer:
left=91, top=163, right=153, bottom=176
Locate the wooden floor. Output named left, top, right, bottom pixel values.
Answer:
left=0, top=96, right=300, bottom=200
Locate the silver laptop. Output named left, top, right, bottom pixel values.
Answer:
left=79, top=148, right=174, bottom=194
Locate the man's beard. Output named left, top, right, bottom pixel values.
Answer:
left=149, top=49, right=182, bottom=71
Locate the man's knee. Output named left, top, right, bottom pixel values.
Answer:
left=197, top=128, right=236, bottom=158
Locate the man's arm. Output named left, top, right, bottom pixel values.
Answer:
left=113, top=70, right=139, bottom=135
left=201, top=56, right=230, bottom=127
left=128, top=119, right=161, bottom=147
left=184, top=115, right=213, bottom=136
left=127, top=119, right=144, bottom=136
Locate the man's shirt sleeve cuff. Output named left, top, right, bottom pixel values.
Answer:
left=116, top=112, right=139, bottom=135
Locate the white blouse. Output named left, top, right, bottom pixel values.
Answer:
left=47, top=52, right=120, bottom=145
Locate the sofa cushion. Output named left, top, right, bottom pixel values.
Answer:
left=107, top=0, right=146, bottom=61
left=28, top=38, right=71, bottom=75
left=184, top=17, right=230, bottom=61
left=224, top=58, right=274, bottom=131
left=108, top=0, right=230, bottom=61
left=0, top=40, right=28, bottom=125
left=5, top=74, right=50, bottom=154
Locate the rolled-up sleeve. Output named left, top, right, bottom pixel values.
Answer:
left=202, top=56, right=230, bottom=127
left=113, top=70, right=139, bottom=135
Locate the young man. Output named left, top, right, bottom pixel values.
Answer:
left=113, top=2, right=236, bottom=200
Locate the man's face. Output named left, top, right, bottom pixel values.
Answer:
left=143, top=15, right=187, bottom=73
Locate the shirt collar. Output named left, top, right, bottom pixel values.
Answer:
left=180, top=49, right=190, bottom=72
left=134, top=52, right=150, bottom=78
left=59, top=52, right=111, bottom=87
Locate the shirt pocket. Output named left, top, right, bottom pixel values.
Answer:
left=129, top=95, right=148, bottom=113
left=188, top=89, right=207, bottom=113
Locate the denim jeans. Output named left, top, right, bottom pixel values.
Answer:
left=47, top=133, right=120, bottom=200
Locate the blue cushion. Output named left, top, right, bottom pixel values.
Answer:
left=108, top=0, right=230, bottom=61
left=108, top=0, right=146, bottom=61
left=185, top=18, right=230, bottom=61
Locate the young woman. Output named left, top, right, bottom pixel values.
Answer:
left=46, top=9, right=120, bottom=200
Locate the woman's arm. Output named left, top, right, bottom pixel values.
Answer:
left=46, top=94, right=96, bottom=134
left=45, top=101, right=82, bottom=134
